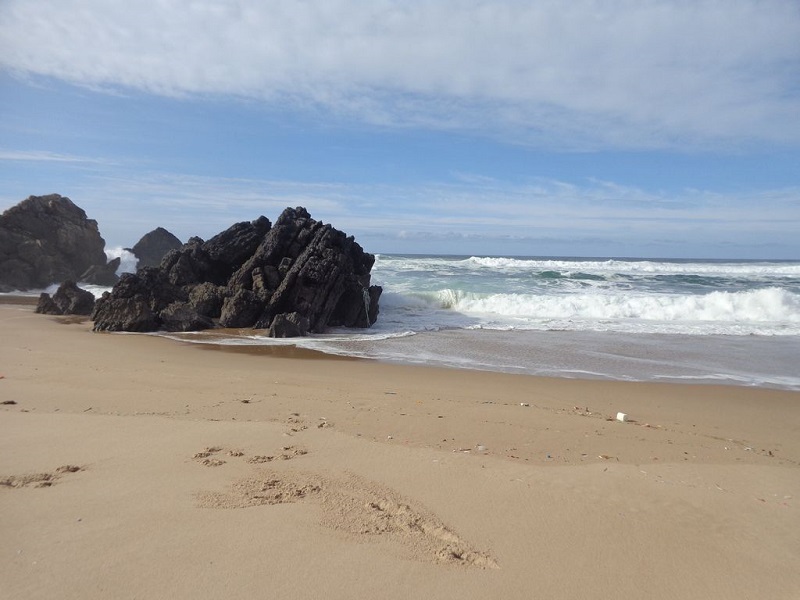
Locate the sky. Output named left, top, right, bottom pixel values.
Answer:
left=1, top=0, right=799, bottom=259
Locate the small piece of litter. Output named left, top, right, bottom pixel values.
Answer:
left=520, top=403, right=530, bottom=407
left=616, top=412, right=628, bottom=422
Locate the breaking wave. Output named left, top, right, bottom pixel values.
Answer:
left=382, top=287, right=800, bottom=335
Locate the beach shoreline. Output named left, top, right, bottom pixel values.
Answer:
left=2, top=301, right=799, bottom=599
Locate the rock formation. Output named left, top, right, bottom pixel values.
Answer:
left=92, top=207, right=381, bottom=335
left=79, top=257, right=121, bottom=286
left=35, top=281, right=96, bottom=316
left=129, top=227, right=182, bottom=269
left=0, top=194, right=109, bottom=291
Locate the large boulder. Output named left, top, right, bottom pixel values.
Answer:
left=129, top=227, right=182, bottom=269
left=91, top=207, right=381, bottom=334
left=0, top=194, right=109, bottom=291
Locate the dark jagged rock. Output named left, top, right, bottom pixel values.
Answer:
left=35, top=293, right=61, bottom=315
left=91, top=268, right=187, bottom=331
left=0, top=194, right=109, bottom=290
left=219, top=289, right=263, bottom=328
left=203, top=216, right=272, bottom=270
left=159, top=302, right=214, bottom=332
left=253, top=219, right=378, bottom=331
left=161, top=217, right=272, bottom=287
left=91, top=295, right=158, bottom=332
left=91, top=207, right=381, bottom=334
left=35, top=281, right=95, bottom=315
left=80, top=257, right=120, bottom=286
left=187, top=282, right=227, bottom=318
left=160, top=237, right=209, bottom=286
left=268, top=312, right=310, bottom=338
left=130, top=227, right=182, bottom=269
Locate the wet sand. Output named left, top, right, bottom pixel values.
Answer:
left=1, top=302, right=799, bottom=599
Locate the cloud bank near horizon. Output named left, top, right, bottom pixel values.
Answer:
left=2, top=0, right=799, bottom=150
left=3, top=171, right=793, bottom=257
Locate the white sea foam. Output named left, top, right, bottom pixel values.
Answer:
left=462, top=256, right=800, bottom=277
left=8, top=252, right=796, bottom=389
left=105, top=247, right=138, bottom=275
left=452, top=287, right=799, bottom=322
left=377, top=287, right=800, bottom=335
left=158, top=255, right=800, bottom=388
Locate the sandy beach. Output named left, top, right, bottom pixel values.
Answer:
left=1, top=301, right=799, bottom=599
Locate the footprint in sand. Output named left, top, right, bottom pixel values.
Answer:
left=246, top=446, right=308, bottom=464
left=195, top=470, right=498, bottom=569
left=286, top=413, right=309, bottom=434
left=192, top=446, right=308, bottom=467
left=0, top=465, right=83, bottom=489
left=193, top=447, right=227, bottom=467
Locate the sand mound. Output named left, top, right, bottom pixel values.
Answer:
left=196, top=469, right=498, bottom=569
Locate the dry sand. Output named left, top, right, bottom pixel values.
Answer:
left=1, top=302, right=798, bottom=599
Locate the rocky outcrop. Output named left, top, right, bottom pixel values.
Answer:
left=35, top=281, right=95, bottom=316
left=129, top=227, right=182, bottom=269
left=79, top=257, right=121, bottom=286
left=0, top=194, right=109, bottom=291
left=91, top=207, right=381, bottom=335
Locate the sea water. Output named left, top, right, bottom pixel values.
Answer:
left=174, top=254, right=800, bottom=390
left=7, top=252, right=800, bottom=390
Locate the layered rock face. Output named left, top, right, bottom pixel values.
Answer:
left=130, top=227, right=182, bottom=269
left=0, top=194, right=109, bottom=291
left=92, top=207, right=382, bottom=335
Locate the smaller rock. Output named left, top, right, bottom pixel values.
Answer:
left=79, top=257, right=120, bottom=286
left=269, top=312, right=310, bottom=338
left=130, top=227, right=182, bottom=269
left=219, top=288, right=264, bottom=328
left=188, top=282, right=227, bottom=318
left=36, top=281, right=95, bottom=315
left=159, top=301, right=214, bottom=332
left=92, top=295, right=158, bottom=332
left=35, top=293, right=62, bottom=315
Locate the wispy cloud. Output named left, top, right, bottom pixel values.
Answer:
left=0, top=149, right=114, bottom=164
left=2, top=0, right=798, bottom=150
left=50, top=170, right=798, bottom=256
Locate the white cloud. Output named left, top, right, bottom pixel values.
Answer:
left=32, top=169, right=795, bottom=256
left=1, top=0, right=798, bottom=149
left=0, top=149, right=113, bottom=164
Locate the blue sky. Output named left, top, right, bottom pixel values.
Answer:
left=1, top=1, right=799, bottom=258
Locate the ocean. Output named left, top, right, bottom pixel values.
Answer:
left=9, top=252, right=800, bottom=390
left=170, top=254, right=800, bottom=391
